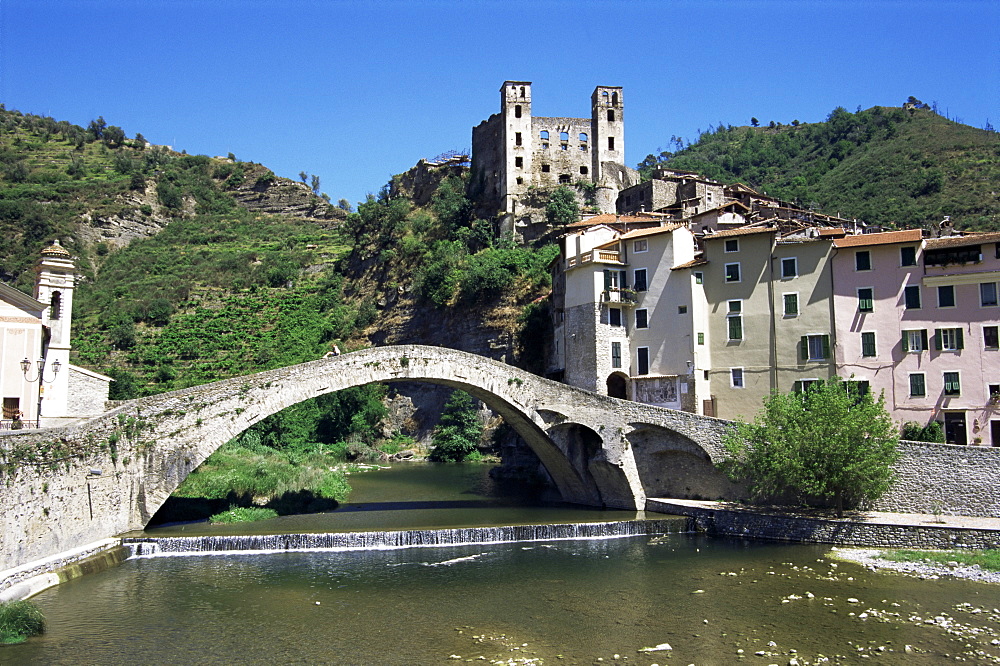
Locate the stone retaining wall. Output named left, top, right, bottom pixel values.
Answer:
left=648, top=500, right=1000, bottom=550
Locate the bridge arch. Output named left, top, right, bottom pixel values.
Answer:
left=121, top=345, right=616, bottom=526
left=625, top=424, right=739, bottom=500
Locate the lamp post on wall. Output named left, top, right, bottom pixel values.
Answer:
left=21, top=357, right=60, bottom=428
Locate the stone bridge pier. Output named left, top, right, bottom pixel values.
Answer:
left=0, top=345, right=734, bottom=573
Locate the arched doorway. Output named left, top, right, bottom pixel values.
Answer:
left=606, top=373, right=628, bottom=399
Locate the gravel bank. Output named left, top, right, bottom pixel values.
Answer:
left=831, top=547, right=1000, bottom=584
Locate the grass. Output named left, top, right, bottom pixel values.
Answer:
left=0, top=601, right=45, bottom=645
left=880, top=549, right=1000, bottom=572
left=209, top=506, right=279, bottom=524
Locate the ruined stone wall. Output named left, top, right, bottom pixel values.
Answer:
left=562, top=302, right=601, bottom=392
left=470, top=114, right=504, bottom=215
left=529, top=116, right=593, bottom=188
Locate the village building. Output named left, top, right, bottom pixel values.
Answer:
left=832, top=229, right=1000, bottom=445
left=471, top=81, right=640, bottom=238
left=0, top=241, right=111, bottom=429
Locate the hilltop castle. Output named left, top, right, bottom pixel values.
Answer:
left=471, top=81, right=640, bottom=236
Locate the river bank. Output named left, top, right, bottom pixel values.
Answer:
left=830, top=547, right=1000, bottom=584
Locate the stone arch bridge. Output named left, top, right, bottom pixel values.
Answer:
left=1, top=345, right=735, bottom=571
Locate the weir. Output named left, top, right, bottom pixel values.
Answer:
left=122, top=519, right=692, bottom=557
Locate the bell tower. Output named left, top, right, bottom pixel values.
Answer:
left=501, top=81, right=533, bottom=215
left=34, top=240, right=76, bottom=420
left=591, top=86, right=624, bottom=184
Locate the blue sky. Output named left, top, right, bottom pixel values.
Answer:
left=2, top=0, right=997, bottom=207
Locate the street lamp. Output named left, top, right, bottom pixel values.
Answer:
left=21, top=357, right=60, bottom=428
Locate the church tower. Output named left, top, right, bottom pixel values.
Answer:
left=34, top=240, right=76, bottom=421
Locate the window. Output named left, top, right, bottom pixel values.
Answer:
left=731, top=368, right=745, bottom=388
left=542, top=143, right=549, bottom=150
left=990, top=384, right=1000, bottom=399
left=635, top=309, right=648, bottom=329
left=793, top=379, right=820, bottom=393
left=706, top=191, right=714, bottom=204
left=904, top=285, right=921, bottom=309
left=608, top=137, right=615, bottom=151
left=607, top=109, right=615, bottom=122
left=855, top=250, right=871, bottom=271
left=694, top=272, right=703, bottom=284
left=634, top=269, right=647, bottom=292
left=901, top=246, right=917, bottom=266
left=724, top=262, right=741, bottom=283
left=938, top=285, right=956, bottom=308
left=516, top=177, right=523, bottom=185
left=611, top=342, right=622, bottom=369
left=579, top=133, right=588, bottom=142
left=515, top=156, right=523, bottom=168
left=783, top=293, right=799, bottom=317
left=677, top=305, right=687, bottom=314
left=925, top=245, right=982, bottom=266
left=608, top=308, right=622, bottom=327
left=846, top=380, right=871, bottom=399
left=539, top=130, right=549, bottom=140
left=697, top=332, right=705, bottom=345
left=985, top=325, right=999, bottom=349
left=902, top=329, right=928, bottom=352
left=861, top=331, right=876, bottom=357
left=858, top=287, right=874, bottom=312
left=981, top=283, right=998, bottom=307
left=514, top=105, right=522, bottom=118
left=579, top=166, right=588, bottom=175
left=781, top=257, right=797, bottom=278
left=560, top=144, right=568, bottom=151
left=943, top=372, right=961, bottom=396
left=727, top=300, right=743, bottom=341
left=724, top=239, right=739, bottom=253
left=633, top=239, right=647, bottom=253
left=800, top=334, right=831, bottom=361
left=559, top=131, right=568, bottom=142
left=541, top=164, right=550, bottom=173
left=909, top=373, right=926, bottom=397
left=637, top=347, right=649, bottom=375
left=936, top=328, right=965, bottom=351
left=515, top=132, right=522, bottom=146
left=559, top=174, right=571, bottom=184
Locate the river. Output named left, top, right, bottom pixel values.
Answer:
left=4, top=463, right=1000, bottom=664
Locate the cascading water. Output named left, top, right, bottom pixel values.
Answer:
left=122, top=518, right=692, bottom=557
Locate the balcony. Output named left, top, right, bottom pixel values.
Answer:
left=602, top=287, right=638, bottom=306
left=566, top=249, right=624, bottom=268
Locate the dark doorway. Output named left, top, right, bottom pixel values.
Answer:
left=991, top=420, right=1000, bottom=447
left=944, top=412, right=967, bottom=446
left=606, top=374, right=627, bottom=399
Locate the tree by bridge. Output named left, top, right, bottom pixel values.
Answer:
left=721, top=377, right=900, bottom=517
left=429, top=390, right=484, bottom=462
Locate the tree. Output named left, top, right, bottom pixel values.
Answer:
left=750, top=117, right=759, bottom=127
left=310, top=174, right=321, bottom=194
left=545, top=186, right=579, bottom=228
left=87, top=116, right=107, bottom=140
left=299, top=171, right=308, bottom=184
left=102, top=125, right=126, bottom=148
left=722, top=377, right=900, bottom=517
left=429, top=390, right=483, bottom=462
left=337, top=199, right=353, bottom=213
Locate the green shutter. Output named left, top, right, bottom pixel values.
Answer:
left=603, top=270, right=612, bottom=290
left=956, top=328, right=964, bottom=349
left=821, top=335, right=831, bottom=359
left=619, top=270, right=628, bottom=289
left=800, top=336, right=808, bottom=361
left=920, top=329, right=928, bottom=350
left=901, top=331, right=909, bottom=352
left=934, top=329, right=942, bottom=350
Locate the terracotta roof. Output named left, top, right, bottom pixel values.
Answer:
left=671, top=257, right=709, bottom=270
left=817, top=227, right=847, bottom=237
left=925, top=231, right=1000, bottom=250
left=569, top=213, right=664, bottom=228
left=618, top=224, right=685, bottom=240
left=690, top=201, right=749, bottom=218
left=703, top=225, right=776, bottom=239
left=832, top=229, right=922, bottom=248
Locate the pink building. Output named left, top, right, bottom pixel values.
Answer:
left=832, top=229, right=1000, bottom=445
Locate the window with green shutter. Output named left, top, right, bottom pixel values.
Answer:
left=861, top=332, right=876, bottom=357
left=909, top=373, right=925, bottom=397
left=943, top=372, right=961, bottom=396
left=783, top=293, right=798, bottom=317
left=858, top=287, right=874, bottom=312
left=904, top=285, right=921, bottom=309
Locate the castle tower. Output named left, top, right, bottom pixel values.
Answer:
left=33, top=240, right=76, bottom=421
left=501, top=81, right=532, bottom=214
left=591, top=86, right=624, bottom=184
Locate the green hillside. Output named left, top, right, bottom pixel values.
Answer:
left=639, top=105, right=1000, bottom=230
